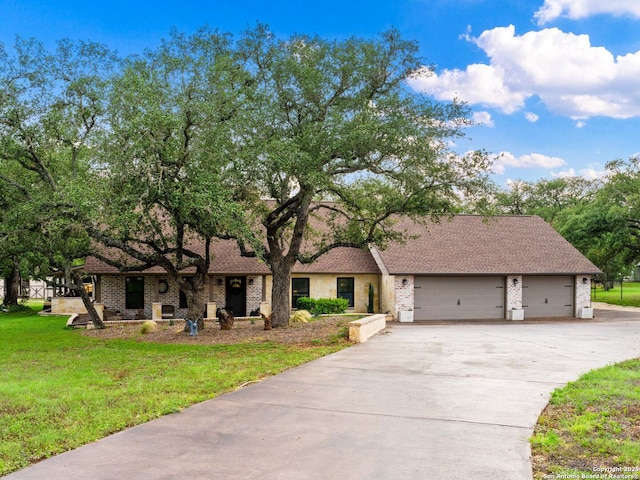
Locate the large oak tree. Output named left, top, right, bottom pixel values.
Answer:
left=0, top=37, right=115, bottom=326
left=230, top=27, right=493, bottom=327
left=90, top=28, right=250, bottom=329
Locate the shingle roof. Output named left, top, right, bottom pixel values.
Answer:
left=83, top=214, right=601, bottom=277
left=83, top=239, right=380, bottom=275
left=375, top=215, right=602, bottom=275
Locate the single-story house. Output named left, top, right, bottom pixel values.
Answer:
left=83, top=214, right=601, bottom=322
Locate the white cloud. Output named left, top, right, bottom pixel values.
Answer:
left=525, top=112, right=539, bottom=122
left=575, top=121, right=587, bottom=128
left=580, top=167, right=607, bottom=180
left=409, top=25, right=640, bottom=120
left=551, top=168, right=576, bottom=178
left=535, top=0, right=640, bottom=25
left=551, top=166, right=607, bottom=180
left=407, top=63, right=527, bottom=114
left=492, top=151, right=566, bottom=174
left=472, top=111, right=494, bottom=127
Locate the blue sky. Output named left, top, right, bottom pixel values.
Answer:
left=1, top=0, right=639, bottom=186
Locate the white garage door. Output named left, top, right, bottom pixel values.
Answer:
left=522, top=276, right=574, bottom=318
left=414, top=277, right=505, bottom=320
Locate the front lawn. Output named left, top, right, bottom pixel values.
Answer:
left=592, top=282, right=640, bottom=307
left=531, top=359, right=640, bottom=479
left=0, top=305, right=351, bottom=476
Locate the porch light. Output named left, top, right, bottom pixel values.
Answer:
left=513, top=278, right=518, bottom=286
left=248, top=278, right=254, bottom=286
left=582, top=277, right=588, bottom=284
left=402, top=278, right=408, bottom=286
left=217, top=278, right=223, bottom=286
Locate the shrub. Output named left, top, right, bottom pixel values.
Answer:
left=290, top=310, right=312, bottom=324
left=367, top=283, right=374, bottom=313
left=140, top=320, right=158, bottom=334
left=295, top=297, right=349, bottom=315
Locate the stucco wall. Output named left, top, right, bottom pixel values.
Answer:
left=380, top=275, right=396, bottom=317
left=263, top=274, right=379, bottom=312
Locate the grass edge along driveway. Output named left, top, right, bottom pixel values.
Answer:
left=0, top=306, right=350, bottom=476
left=531, top=358, right=640, bottom=479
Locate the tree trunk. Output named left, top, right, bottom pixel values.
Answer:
left=182, top=274, right=207, bottom=332
left=185, top=287, right=206, bottom=331
left=270, top=258, right=292, bottom=328
left=2, top=263, right=20, bottom=307
left=71, top=271, right=105, bottom=329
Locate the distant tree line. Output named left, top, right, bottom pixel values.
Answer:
left=476, top=163, right=640, bottom=286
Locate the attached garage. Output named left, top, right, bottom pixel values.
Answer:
left=414, top=276, right=505, bottom=320
left=523, top=276, right=574, bottom=318
left=374, top=215, right=601, bottom=321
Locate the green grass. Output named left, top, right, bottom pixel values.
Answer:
left=0, top=304, right=349, bottom=476
left=531, top=359, right=640, bottom=479
left=592, top=282, right=640, bottom=307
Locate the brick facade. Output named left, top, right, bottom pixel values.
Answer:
left=394, top=276, right=414, bottom=315
left=246, top=276, right=263, bottom=314
left=574, top=275, right=592, bottom=314
left=99, top=272, right=594, bottom=321
left=506, top=275, right=523, bottom=311
left=100, top=274, right=264, bottom=319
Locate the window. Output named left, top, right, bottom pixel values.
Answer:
left=125, top=276, right=144, bottom=310
left=291, top=278, right=310, bottom=309
left=337, top=277, right=355, bottom=308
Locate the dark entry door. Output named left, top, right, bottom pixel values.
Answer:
left=225, top=276, right=246, bottom=317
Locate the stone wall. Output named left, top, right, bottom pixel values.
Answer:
left=380, top=275, right=396, bottom=317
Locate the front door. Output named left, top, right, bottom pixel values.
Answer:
left=225, top=276, right=246, bottom=317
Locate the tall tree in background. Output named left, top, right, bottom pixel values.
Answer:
left=0, top=37, right=115, bottom=325
left=556, top=158, right=640, bottom=283
left=231, top=27, right=493, bottom=327
left=492, top=177, right=596, bottom=224
left=90, top=28, right=249, bottom=329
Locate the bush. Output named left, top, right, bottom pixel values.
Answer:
left=140, top=320, right=158, bottom=334
left=295, top=297, right=349, bottom=315
left=290, top=310, right=312, bottom=323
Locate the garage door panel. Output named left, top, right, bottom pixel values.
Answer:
left=414, top=277, right=505, bottom=321
left=522, top=276, right=573, bottom=318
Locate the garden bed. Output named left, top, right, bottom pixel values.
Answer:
left=81, top=316, right=357, bottom=346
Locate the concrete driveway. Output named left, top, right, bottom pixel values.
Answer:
left=7, top=307, right=640, bottom=480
